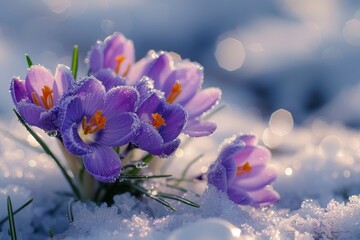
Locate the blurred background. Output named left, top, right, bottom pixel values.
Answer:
left=2, top=0, right=360, bottom=127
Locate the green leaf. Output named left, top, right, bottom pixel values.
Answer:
left=131, top=184, right=176, bottom=211
left=7, top=196, right=17, bottom=240
left=71, top=45, right=79, bottom=79
left=119, top=174, right=172, bottom=180
left=13, top=109, right=81, bottom=199
left=158, top=192, right=200, bottom=208
left=128, top=154, right=153, bottom=175
left=0, top=199, right=33, bottom=226
left=48, top=230, right=54, bottom=239
left=25, top=54, right=33, bottom=68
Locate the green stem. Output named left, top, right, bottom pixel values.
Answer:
left=25, top=54, right=33, bottom=68
left=14, top=109, right=81, bottom=199
left=7, top=197, right=17, bottom=240
left=71, top=45, right=79, bottom=79
left=0, top=199, right=33, bottom=226
left=128, top=154, right=153, bottom=176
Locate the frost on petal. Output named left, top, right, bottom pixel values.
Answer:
left=53, top=64, right=74, bottom=102
left=99, top=112, right=139, bottom=146
left=59, top=97, right=84, bottom=132
left=184, top=88, right=221, bottom=119
left=10, top=77, right=29, bottom=104
left=83, top=146, right=121, bottom=182
left=17, top=101, right=46, bottom=127
left=25, top=65, right=54, bottom=99
left=73, top=78, right=105, bottom=116
left=104, top=86, right=138, bottom=113
left=183, top=119, right=216, bottom=137
left=208, top=164, right=228, bottom=192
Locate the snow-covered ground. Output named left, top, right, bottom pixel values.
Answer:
left=2, top=96, right=360, bottom=239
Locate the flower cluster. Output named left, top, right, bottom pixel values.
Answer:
left=10, top=32, right=279, bottom=208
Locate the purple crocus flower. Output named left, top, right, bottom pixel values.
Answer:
left=58, top=78, right=139, bottom=182
left=133, top=78, right=187, bottom=156
left=207, top=135, right=279, bottom=207
left=10, top=64, right=74, bottom=131
left=87, top=32, right=135, bottom=88
left=128, top=51, right=221, bottom=137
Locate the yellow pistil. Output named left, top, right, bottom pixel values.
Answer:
left=236, top=162, right=252, bottom=176
left=31, top=85, right=54, bottom=110
left=151, top=113, right=166, bottom=129
left=81, top=110, right=107, bottom=135
left=166, top=81, right=182, bottom=104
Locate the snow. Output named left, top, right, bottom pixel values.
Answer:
left=1, top=99, right=360, bottom=239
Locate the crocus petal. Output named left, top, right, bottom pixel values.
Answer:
left=104, top=86, right=138, bottom=113
left=135, top=77, right=156, bottom=105
left=61, top=122, right=90, bottom=156
left=74, top=78, right=105, bottom=116
left=184, top=88, right=221, bottom=119
left=53, top=64, right=74, bottom=102
left=88, top=41, right=104, bottom=73
left=98, top=112, right=139, bottom=146
left=183, top=119, right=216, bottom=137
left=207, top=164, right=228, bottom=192
left=158, top=104, right=187, bottom=142
left=83, top=146, right=121, bottom=182
left=227, top=187, right=252, bottom=205
left=94, top=69, right=125, bottom=91
left=236, top=135, right=258, bottom=147
left=127, top=55, right=154, bottom=85
left=59, top=97, right=84, bottom=132
left=136, top=92, right=163, bottom=118
left=159, top=139, right=180, bottom=156
left=248, top=189, right=280, bottom=207
left=147, top=53, right=172, bottom=90
left=134, top=123, right=163, bottom=155
left=162, top=65, right=203, bottom=105
left=17, top=101, right=46, bottom=127
left=233, top=167, right=277, bottom=191
left=233, top=146, right=271, bottom=167
left=25, top=65, right=54, bottom=100
left=10, top=77, right=29, bottom=104
left=103, top=33, right=134, bottom=75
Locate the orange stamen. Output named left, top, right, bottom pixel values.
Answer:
left=31, top=85, right=54, bottom=110
left=115, top=55, right=125, bottom=74
left=236, top=162, right=252, bottom=176
left=166, top=81, right=182, bottom=104
left=151, top=113, right=166, bottom=129
left=82, top=110, right=106, bottom=135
